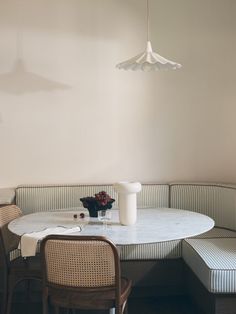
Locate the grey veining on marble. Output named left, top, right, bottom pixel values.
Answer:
left=8, top=208, right=214, bottom=245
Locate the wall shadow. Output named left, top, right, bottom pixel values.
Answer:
left=0, top=59, right=70, bottom=94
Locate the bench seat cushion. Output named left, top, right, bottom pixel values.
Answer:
left=183, top=228, right=236, bottom=293
left=192, top=227, right=236, bottom=239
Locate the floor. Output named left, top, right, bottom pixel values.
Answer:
left=11, top=296, right=204, bottom=314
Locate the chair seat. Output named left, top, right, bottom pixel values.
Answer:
left=48, top=277, right=132, bottom=310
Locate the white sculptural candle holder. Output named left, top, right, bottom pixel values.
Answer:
left=113, top=182, right=142, bottom=225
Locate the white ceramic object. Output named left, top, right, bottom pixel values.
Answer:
left=116, top=41, right=182, bottom=71
left=113, top=182, right=142, bottom=225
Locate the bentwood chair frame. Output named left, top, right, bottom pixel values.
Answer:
left=0, top=205, right=41, bottom=314
left=41, top=235, right=132, bottom=314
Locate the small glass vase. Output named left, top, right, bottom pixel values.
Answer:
left=80, top=196, right=115, bottom=218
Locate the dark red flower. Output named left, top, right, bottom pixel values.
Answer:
left=80, top=191, right=115, bottom=213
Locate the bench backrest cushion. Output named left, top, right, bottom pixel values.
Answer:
left=137, top=184, right=169, bottom=209
left=0, top=188, right=15, bottom=206
left=16, top=184, right=169, bottom=214
left=16, top=185, right=117, bottom=214
left=170, top=183, right=236, bottom=230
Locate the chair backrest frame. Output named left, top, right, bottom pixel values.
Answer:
left=41, top=235, right=122, bottom=310
left=0, top=205, right=22, bottom=269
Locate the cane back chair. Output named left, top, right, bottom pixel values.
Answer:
left=41, top=235, right=132, bottom=314
left=0, top=205, right=41, bottom=314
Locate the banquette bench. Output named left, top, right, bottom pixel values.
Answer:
left=1, top=182, right=236, bottom=314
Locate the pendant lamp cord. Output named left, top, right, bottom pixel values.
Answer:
left=146, top=0, right=150, bottom=42
left=17, top=31, right=22, bottom=59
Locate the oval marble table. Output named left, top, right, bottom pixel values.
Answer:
left=8, top=208, right=214, bottom=245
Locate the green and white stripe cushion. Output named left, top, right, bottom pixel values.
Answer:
left=16, top=184, right=169, bottom=214
left=119, top=240, right=182, bottom=260
left=190, top=227, right=236, bottom=239
left=33, top=240, right=182, bottom=261
left=183, top=231, right=236, bottom=293
left=9, top=248, right=21, bottom=261
left=137, top=184, right=169, bottom=208
left=170, top=183, right=236, bottom=230
left=16, top=185, right=118, bottom=214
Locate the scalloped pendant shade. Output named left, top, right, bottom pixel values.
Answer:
left=116, top=0, right=182, bottom=71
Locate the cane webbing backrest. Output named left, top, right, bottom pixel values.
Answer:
left=0, top=205, right=22, bottom=256
left=0, top=205, right=21, bottom=228
left=43, top=237, right=117, bottom=288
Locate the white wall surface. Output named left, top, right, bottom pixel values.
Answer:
left=0, top=0, right=236, bottom=187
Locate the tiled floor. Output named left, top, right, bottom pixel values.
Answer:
left=12, top=296, right=204, bottom=314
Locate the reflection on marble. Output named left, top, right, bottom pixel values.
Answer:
left=8, top=208, right=214, bottom=245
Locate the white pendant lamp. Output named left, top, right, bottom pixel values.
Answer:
left=116, top=0, right=182, bottom=71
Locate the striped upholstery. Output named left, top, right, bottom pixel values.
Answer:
left=137, top=184, right=169, bottom=208
left=183, top=228, right=236, bottom=293
left=9, top=249, right=21, bottom=261
left=34, top=240, right=181, bottom=261
left=16, top=184, right=169, bottom=214
left=16, top=185, right=117, bottom=214
left=170, top=183, right=236, bottom=230
left=191, top=227, right=236, bottom=239
left=119, top=240, right=181, bottom=260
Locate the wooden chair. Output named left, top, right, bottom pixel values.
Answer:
left=41, top=235, right=132, bottom=314
left=0, top=205, right=41, bottom=314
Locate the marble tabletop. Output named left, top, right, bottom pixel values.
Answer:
left=8, top=208, right=214, bottom=245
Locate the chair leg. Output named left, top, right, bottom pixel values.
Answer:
left=26, top=280, right=31, bottom=314
left=6, top=288, right=13, bottom=314
left=1, top=270, right=8, bottom=314
left=1, top=289, right=7, bottom=314
left=122, top=300, right=128, bottom=314
left=124, top=303, right=128, bottom=314
left=42, top=288, right=49, bottom=314
left=54, top=305, right=60, bottom=314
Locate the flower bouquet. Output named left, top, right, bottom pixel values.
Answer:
left=80, top=191, right=115, bottom=217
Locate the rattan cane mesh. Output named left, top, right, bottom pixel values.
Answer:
left=0, top=205, right=22, bottom=227
left=45, top=239, right=116, bottom=287
left=0, top=205, right=22, bottom=255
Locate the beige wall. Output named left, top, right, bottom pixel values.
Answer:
left=0, top=0, right=236, bottom=187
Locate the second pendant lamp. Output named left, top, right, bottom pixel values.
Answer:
left=116, top=0, right=182, bottom=71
